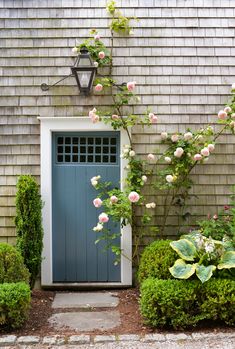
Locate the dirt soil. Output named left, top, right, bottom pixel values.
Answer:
left=0, top=288, right=234, bottom=337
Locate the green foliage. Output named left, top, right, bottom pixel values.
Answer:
left=0, top=282, right=31, bottom=328
left=15, top=175, right=43, bottom=289
left=137, top=240, right=178, bottom=283
left=199, top=278, right=235, bottom=325
left=169, top=231, right=235, bottom=283
left=140, top=278, right=235, bottom=329
left=140, top=278, right=201, bottom=329
left=198, top=203, right=235, bottom=248
left=0, top=243, right=29, bottom=284
left=106, top=0, right=137, bottom=34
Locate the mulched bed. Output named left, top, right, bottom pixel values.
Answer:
left=0, top=288, right=234, bottom=337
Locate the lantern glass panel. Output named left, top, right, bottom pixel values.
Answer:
left=75, top=70, right=92, bottom=88
left=79, top=57, right=92, bottom=66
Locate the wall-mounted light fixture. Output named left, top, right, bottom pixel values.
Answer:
left=41, top=47, right=97, bottom=96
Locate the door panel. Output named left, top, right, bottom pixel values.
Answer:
left=52, top=132, right=121, bottom=282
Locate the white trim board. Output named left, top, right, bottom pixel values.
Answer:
left=38, top=117, right=132, bottom=287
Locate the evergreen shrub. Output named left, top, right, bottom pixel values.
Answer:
left=137, top=240, right=177, bottom=283
left=140, top=278, right=235, bottom=329
left=0, top=282, right=31, bottom=328
left=15, top=175, right=43, bottom=289
left=0, top=243, right=29, bottom=284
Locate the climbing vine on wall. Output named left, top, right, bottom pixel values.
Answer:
left=73, top=1, right=235, bottom=263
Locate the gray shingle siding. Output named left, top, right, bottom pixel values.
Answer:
left=1, top=0, right=235, bottom=241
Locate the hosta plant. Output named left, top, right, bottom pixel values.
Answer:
left=169, top=231, right=235, bottom=283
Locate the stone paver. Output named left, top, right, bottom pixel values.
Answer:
left=52, top=292, right=119, bottom=308
left=0, top=335, right=16, bottom=345
left=49, top=310, right=120, bottom=331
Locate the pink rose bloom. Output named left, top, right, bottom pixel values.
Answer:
left=149, top=113, right=158, bottom=123
left=224, top=106, right=231, bottom=113
left=218, top=110, right=227, bottom=119
left=127, top=81, right=136, bottom=91
left=147, top=153, right=155, bottom=161
left=171, top=134, right=179, bottom=143
left=112, top=114, right=120, bottom=120
left=201, top=147, right=210, bottom=157
left=95, top=84, right=103, bottom=92
left=174, top=147, right=184, bottom=158
left=98, top=212, right=109, bottom=223
left=98, top=51, right=105, bottom=59
left=110, top=195, right=118, bottom=204
left=91, top=114, right=100, bottom=123
left=165, top=156, right=172, bottom=163
left=128, top=191, right=140, bottom=203
left=93, top=198, right=103, bottom=208
left=184, top=132, right=193, bottom=141
left=94, top=34, right=100, bottom=41
left=161, top=132, right=168, bottom=140
left=89, top=108, right=97, bottom=117
left=207, top=144, right=215, bottom=152
left=193, top=154, right=202, bottom=161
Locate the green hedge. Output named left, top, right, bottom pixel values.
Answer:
left=0, top=282, right=31, bottom=328
left=0, top=243, right=29, bottom=284
left=140, top=278, right=235, bottom=329
left=137, top=240, right=177, bottom=283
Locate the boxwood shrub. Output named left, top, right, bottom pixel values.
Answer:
left=0, top=282, right=31, bottom=328
left=137, top=240, right=177, bottom=283
left=140, top=278, right=235, bottom=329
left=0, top=243, right=29, bottom=284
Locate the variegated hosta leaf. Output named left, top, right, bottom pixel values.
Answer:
left=170, top=239, right=197, bottom=261
left=169, top=259, right=196, bottom=279
left=217, top=251, right=235, bottom=269
left=195, top=264, right=216, bottom=283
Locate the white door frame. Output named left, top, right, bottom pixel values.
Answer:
left=38, top=117, right=132, bottom=287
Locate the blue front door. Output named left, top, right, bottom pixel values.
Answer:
left=52, top=132, right=121, bottom=282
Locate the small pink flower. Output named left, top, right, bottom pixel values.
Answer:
left=201, top=147, right=210, bottom=157
left=193, top=154, right=202, bottom=161
left=98, top=51, right=105, bottom=59
left=127, top=81, right=136, bottom=91
left=89, top=107, right=97, bottom=117
left=207, top=144, right=215, bottom=152
left=98, top=212, right=109, bottom=223
left=213, top=214, right=218, bottom=220
left=149, top=113, right=158, bottom=123
left=94, top=34, right=100, bottom=41
left=161, top=132, right=168, bottom=140
left=171, top=134, right=179, bottom=143
left=91, top=114, right=100, bottom=123
left=218, top=110, right=227, bottom=119
left=112, top=114, right=120, bottom=120
left=165, top=156, right=172, bottom=163
left=184, top=132, right=193, bottom=141
left=110, top=195, right=118, bottom=204
left=174, top=147, right=184, bottom=158
left=224, top=205, right=230, bottom=210
left=93, top=198, right=103, bottom=208
left=224, top=106, right=232, bottom=113
left=147, top=153, right=155, bottom=161
left=95, top=84, right=103, bottom=92
left=128, top=191, right=140, bottom=203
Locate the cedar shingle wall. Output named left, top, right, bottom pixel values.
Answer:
left=1, top=0, right=235, bottom=241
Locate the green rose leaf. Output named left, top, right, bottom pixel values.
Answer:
left=195, top=264, right=216, bottom=283
left=170, top=239, right=197, bottom=261
left=169, top=259, right=196, bottom=279
left=217, top=251, right=235, bottom=269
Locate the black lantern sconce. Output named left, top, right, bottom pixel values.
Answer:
left=41, top=47, right=97, bottom=95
